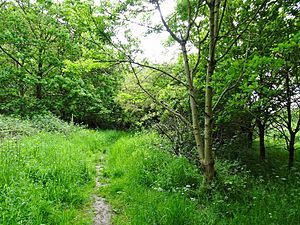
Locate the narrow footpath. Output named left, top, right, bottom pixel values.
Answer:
left=93, top=158, right=112, bottom=225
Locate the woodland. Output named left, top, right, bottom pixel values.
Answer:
left=0, top=0, right=300, bottom=224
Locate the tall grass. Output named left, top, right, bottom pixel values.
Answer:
left=102, top=132, right=204, bottom=224
left=0, top=132, right=91, bottom=224
left=2, top=114, right=300, bottom=224
left=0, top=114, right=124, bottom=225
left=0, top=114, right=79, bottom=139
left=102, top=132, right=300, bottom=225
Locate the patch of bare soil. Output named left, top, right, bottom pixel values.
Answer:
left=93, top=164, right=111, bottom=225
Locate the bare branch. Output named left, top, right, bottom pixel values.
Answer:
left=94, top=59, right=187, bottom=87
left=192, top=31, right=209, bottom=75
left=184, top=0, right=193, bottom=42
left=130, top=63, right=192, bottom=127
left=155, top=123, right=174, bottom=144
left=216, top=0, right=271, bottom=62
left=213, top=31, right=252, bottom=111
left=184, top=0, right=205, bottom=42
left=271, top=117, right=289, bottom=145
left=0, top=45, right=33, bottom=75
left=154, top=0, right=182, bottom=43
left=212, top=74, right=242, bottom=111
left=216, top=0, right=227, bottom=40
left=276, top=114, right=289, bottom=127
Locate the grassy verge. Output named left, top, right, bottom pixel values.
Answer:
left=102, top=132, right=300, bottom=225
left=0, top=114, right=123, bottom=225
left=1, top=114, right=300, bottom=224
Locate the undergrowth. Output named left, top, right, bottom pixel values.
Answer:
left=102, top=132, right=300, bottom=225
left=2, top=114, right=300, bottom=224
left=0, top=114, right=79, bottom=139
left=0, top=114, right=123, bottom=225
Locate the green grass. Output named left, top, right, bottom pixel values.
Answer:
left=102, top=132, right=300, bottom=225
left=0, top=114, right=124, bottom=225
left=2, top=114, right=300, bottom=224
left=1, top=131, right=92, bottom=224
left=101, top=132, right=205, bottom=225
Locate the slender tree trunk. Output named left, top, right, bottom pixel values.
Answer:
left=181, top=43, right=204, bottom=162
left=203, top=0, right=219, bottom=182
left=246, top=120, right=255, bottom=148
left=36, top=81, right=42, bottom=100
left=247, top=127, right=253, bottom=148
left=17, top=61, right=25, bottom=114
left=36, top=49, right=43, bottom=100
left=19, top=83, right=25, bottom=97
left=288, top=132, right=295, bottom=168
left=256, top=119, right=266, bottom=160
left=204, top=58, right=215, bottom=182
left=19, top=82, right=25, bottom=115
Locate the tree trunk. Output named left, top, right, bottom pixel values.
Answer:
left=204, top=61, right=215, bottom=182
left=36, top=81, right=42, bottom=100
left=19, top=82, right=25, bottom=115
left=181, top=44, right=204, bottom=162
left=36, top=49, right=43, bottom=100
left=288, top=133, right=295, bottom=168
left=203, top=0, right=219, bottom=182
left=256, top=119, right=266, bottom=160
left=247, top=128, right=253, bottom=148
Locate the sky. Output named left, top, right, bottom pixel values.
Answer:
left=137, top=0, right=178, bottom=63
left=122, top=0, right=179, bottom=63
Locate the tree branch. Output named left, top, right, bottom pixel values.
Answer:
left=192, top=31, right=209, bottom=75
left=95, top=59, right=187, bottom=87
left=130, top=63, right=192, bottom=127
left=216, top=0, right=271, bottom=62
left=0, top=0, right=7, bottom=8
left=212, top=74, right=242, bottom=111
left=154, top=0, right=182, bottom=43
left=16, top=0, right=39, bottom=39
left=0, top=45, right=33, bottom=75
left=216, top=0, right=227, bottom=40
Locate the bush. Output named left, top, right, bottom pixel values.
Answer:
left=0, top=114, right=78, bottom=140
left=31, top=114, right=79, bottom=133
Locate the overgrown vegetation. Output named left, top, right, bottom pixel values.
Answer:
left=0, top=114, right=118, bottom=224
left=0, top=0, right=299, bottom=224
left=1, top=115, right=300, bottom=224
left=102, top=132, right=300, bottom=225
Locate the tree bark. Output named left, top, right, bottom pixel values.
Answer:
left=203, top=0, right=219, bottom=182
left=247, top=127, right=253, bottom=148
left=256, top=119, right=266, bottom=160
left=285, top=68, right=296, bottom=169
left=181, top=43, right=204, bottom=162
left=36, top=49, right=43, bottom=100
left=36, top=81, right=42, bottom=100
left=288, top=132, right=295, bottom=168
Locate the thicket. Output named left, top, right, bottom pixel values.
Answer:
left=0, top=0, right=125, bottom=129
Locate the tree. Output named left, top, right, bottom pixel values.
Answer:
left=273, top=32, right=300, bottom=168
left=94, top=0, right=273, bottom=182
left=0, top=0, right=123, bottom=127
left=0, top=0, right=77, bottom=113
left=241, top=0, right=295, bottom=160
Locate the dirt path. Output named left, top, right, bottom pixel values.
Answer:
left=93, top=161, right=112, bottom=225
